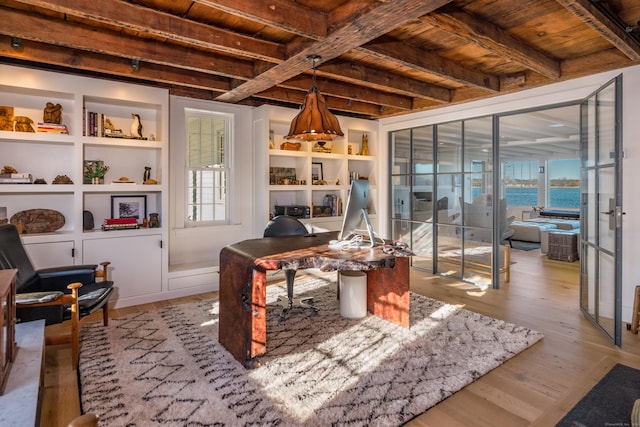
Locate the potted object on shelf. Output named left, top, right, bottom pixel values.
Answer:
left=83, top=160, right=109, bottom=184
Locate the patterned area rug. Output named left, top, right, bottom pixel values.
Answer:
left=78, top=275, right=543, bottom=426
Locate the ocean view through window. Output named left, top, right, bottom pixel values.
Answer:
left=499, top=158, right=580, bottom=209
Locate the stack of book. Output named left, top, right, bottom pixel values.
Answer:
left=85, top=111, right=104, bottom=137
left=101, top=217, right=139, bottom=231
left=36, top=123, right=69, bottom=134
left=0, top=173, right=33, bottom=184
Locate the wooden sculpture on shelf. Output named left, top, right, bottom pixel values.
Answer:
left=280, top=141, right=301, bottom=151
left=1, top=166, right=17, bottom=174
left=0, top=106, right=13, bottom=131
left=12, top=116, right=34, bottom=132
left=43, top=102, right=62, bottom=124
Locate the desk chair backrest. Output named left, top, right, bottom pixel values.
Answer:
left=0, top=224, right=38, bottom=292
left=264, top=215, right=308, bottom=238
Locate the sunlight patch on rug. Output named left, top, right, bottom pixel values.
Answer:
left=79, top=276, right=543, bottom=426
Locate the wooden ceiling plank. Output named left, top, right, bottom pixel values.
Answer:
left=555, top=0, right=640, bottom=60
left=561, top=47, right=632, bottom=76
left=0, top=7, right=256, bottom=80
left=193, top=0, right=328, bottom=39
left=12, top=0, right=285, bottom=63
left=423, top=6, right=561, bottom=80
left=215, top=0, right=452, bottom=103
left=359, top=39, right=500, bottom=92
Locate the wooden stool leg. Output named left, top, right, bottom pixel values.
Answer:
left=631, top=285, right=640, bottom=334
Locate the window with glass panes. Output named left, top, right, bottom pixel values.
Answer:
left=186, top=110, right=230, bottom=224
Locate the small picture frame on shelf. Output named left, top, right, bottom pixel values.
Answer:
left=311, top=162, right=323, bottom=182
left=111, top=195, right=147, bottom=223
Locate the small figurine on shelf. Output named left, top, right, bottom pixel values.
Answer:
left=13, top=116, right=34, bottom=132
left=43, top=102, right=62, bottom=124
left=360, top=134, right=369, bottom=156
left=52, top=175, right=73, bottom=184
left=148, top=213, right=160, bottom=228
left=130, top=113, right=143, bottom=139
left=143, top=166, right=151, bottom=182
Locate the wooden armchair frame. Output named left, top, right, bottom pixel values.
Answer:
left=15, top=262, right=111, bottom=369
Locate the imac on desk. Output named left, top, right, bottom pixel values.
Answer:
left=338, top=179, right=380, bottom=247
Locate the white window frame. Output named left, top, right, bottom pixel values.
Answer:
left=184, top=108, right=233, bottom=227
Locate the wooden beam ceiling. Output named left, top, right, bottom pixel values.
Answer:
left=0, top=0, right=638, bottom=119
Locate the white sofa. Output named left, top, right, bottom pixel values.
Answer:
left=510, top=220, right=557, bottom=242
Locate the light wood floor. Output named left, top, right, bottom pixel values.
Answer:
left=41, top=248, right=640, bottom=427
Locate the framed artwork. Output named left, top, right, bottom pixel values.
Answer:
left=269, top=167, right=296, bottom=185
left=111, top=195, right=147, bottom=223
left=311, top=162, right=323, bottom=182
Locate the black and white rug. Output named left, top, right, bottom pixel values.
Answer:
left=78, top=276, right=543, bottom=426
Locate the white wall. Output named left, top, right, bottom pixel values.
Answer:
left=379, top=64, right=640, bottom=324
left=169, top=96, right=255, bottom=268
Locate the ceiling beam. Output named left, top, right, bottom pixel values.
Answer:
left=555, top=0, right=640, bottom=60
left=11, top=0, right=285, bottom=63
left=255, top=86, right=399, bottom=117
left=0, top=7, right=256, bottom=79
left=360, top=38, right=500, bottom=92
left=280, top=75, right=413, bottom=110
left=316, top=60, right=452, bottom=103
left=421, top=5, right=561, bottom=80
left=0, top=35, right=235, bottom=91
left=215, top=0, right=452, bottom=103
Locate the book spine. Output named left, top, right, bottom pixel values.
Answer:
left=104, top=217, right=138, bottom=225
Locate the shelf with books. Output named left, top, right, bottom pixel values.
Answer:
left=0, top=83, right=76, bottom=136
left=254, top=105, right=379, bottom=232
left=83, top=96, right=162, bottom=142
left=0, top=63, right=169, bottom=309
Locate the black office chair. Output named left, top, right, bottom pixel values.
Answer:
left=0, top=224, right=114, bottom=368
left=263, top=215, right=317, bottom=318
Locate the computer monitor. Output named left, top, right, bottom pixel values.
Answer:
left=338, top=179, right=378, bottom=247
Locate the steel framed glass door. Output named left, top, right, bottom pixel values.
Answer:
left=580, top=75, right=622, bottom=346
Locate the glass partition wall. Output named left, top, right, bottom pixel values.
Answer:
left=391, top=116, right=499, bottom=286
left=390, top=104, right=580, bottom=288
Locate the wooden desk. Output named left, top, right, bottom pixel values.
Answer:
left=219, top=232, right=411, bottom=368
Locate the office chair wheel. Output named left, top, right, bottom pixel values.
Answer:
left=276, top=295, right=318, bottom=318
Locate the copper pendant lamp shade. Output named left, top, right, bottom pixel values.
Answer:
left=286, top=56, right=344, bottom=141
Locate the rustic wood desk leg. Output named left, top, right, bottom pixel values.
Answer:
left=631, top=285, right=640, bottom=334
left=366, top=257, right=410, bottom=327
left=219, top=247, right=268, bottom=368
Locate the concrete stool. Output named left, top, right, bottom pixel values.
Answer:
left=339, top=271, right=367, bottom=319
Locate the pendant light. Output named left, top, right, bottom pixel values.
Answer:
left=286, top=55, right=344, bottom=141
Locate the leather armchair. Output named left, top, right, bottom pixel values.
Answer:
left=0, top=224, right=114, bottom=368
